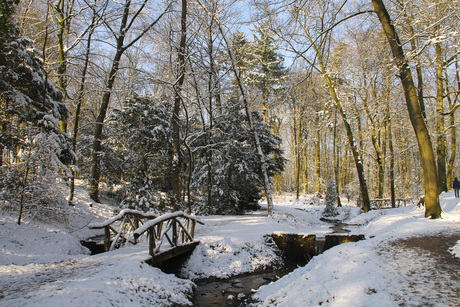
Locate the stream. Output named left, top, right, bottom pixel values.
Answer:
left=79, top=222, right=358, bottom=306
left=192, top=263, right=305, bottom=306
left=190, top=222, right=354, bottom=306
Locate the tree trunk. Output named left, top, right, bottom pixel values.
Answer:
left=397, top=0, right=427, bottom=119
left=312, top=50, right=370, bottom=211
left=88, top=0, right=169, bottom=202
left=385, top=70, right=396, bottom=207
left=388, top=111, right=396, bottom=208
left=292, top=98, right=300, bottom=199
left=217, top=22, right=274, bottom=215
left=89, top=49, right=123, bottom=202
left=68, top=20, right=94, bottom=203
left=372, top=0, right=441, bottom=218
left=321, top=71, right=370, bottom=211
left=446, top=62, right=459, bottom=188
left=436, top=42, right=447, bottom=192
left=171, top=0, right=187, bottom=211
left=333, top=109, right=342, bottom=207
left=314, top=116, right=321, bottom=192
left=363, top=92, right=384, bottom=198
left=90, top=0, right=132, bottom=202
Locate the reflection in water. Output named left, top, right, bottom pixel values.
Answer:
left=192, top=223, right=356, bottom=306
left=193, top=264, right=304, bottom=306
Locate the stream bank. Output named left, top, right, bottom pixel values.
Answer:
left=192, top=261, right=306, bottom=306
left=188, top=222, right=365, bottom=306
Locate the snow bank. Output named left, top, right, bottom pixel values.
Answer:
left=0, top=182, right=196, bottom=306
left=254, top=192, right=460, bottom=306
left=0, top=214, right=89, bottom=266
left=0, top=244, right=195, bottom=306
left=181, top=201, right=360, bottom=279
left=449, top=241, right=460, bottom=258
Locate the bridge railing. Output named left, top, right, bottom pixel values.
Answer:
left=133, top=211, right=204, bottom=257
left=88, top=209, right=158, bottom=251
left=370, top=197, right=415, bottom=209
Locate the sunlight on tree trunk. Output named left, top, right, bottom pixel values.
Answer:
left=371, top=0, right=441, bottom=218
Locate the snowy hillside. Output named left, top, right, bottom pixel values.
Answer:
left=1, top=184, right=459, bottom=306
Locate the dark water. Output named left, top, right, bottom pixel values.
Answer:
left=192, top=223, right=354, bottom=306
left=330, top=223, right=351, bottom=233
left=192, top=265, right=302, bottom=307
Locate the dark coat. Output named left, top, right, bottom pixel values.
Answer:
left=453, top=179, right=460, bottom=189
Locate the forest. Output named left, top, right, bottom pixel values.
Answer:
left=1, top=0, right=459, bottom=220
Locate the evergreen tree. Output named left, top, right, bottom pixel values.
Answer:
left=106, top=94, right=173, bottom=212
left=323, top=179, right=339, bottom=217
left=192, top=100, right=285, bottom=214
left=244, top=23, right=286, bottom=122
left=0, top=0, right=70, bottom=224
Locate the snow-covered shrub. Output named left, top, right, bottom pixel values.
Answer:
left=323, top=179, right=339, bottom=217
left=191, top=101, right=285, bottom=215
left=105, top=95, right=173, bottom=212
left=0, top=0, right=71, bottom=224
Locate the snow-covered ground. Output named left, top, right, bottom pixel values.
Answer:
left=254, top=193, right=460, bottom=307
left=1, top=183, right=459, bottom=306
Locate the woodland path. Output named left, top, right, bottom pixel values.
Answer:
left=381, top=231, right=460, bottom=306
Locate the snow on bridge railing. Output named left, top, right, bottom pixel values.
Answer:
left=88, top=209, right=158, bottom=229
left=133, top=211, right=204, bottom=257
left=88, top=209, right=159, bottom=252
left=369, top=197, right=415, bottom=209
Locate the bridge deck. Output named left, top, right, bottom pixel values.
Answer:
left=149, top=241, right=200, bottom=266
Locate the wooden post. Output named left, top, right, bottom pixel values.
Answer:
left=133, top=216, right=139, bottom=244
left=149, top=228, right=154, bottom=256
left=104, top=226, right=110, bottom=252
left=191, top=220, right=196, bottom=239
left=172, top=218, right=177, bottom=246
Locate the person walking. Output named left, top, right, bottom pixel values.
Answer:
left=453, top=177, right=460, bottom=198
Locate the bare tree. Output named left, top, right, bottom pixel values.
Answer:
left=371, top=0, right=441, bottom=218
left=171, top=0, right=187, bottom=210
left=89, top=0, right=171, bottom=202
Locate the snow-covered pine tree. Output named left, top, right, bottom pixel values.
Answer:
left=106, top=94, right=173, bottom=213
left=191, top=100, right=285, bottom=215
left=323, top=179, right=339, bottom=217
left=0, top=0, right=71, bottom=224
left=242, top=22, right=286, bottom=123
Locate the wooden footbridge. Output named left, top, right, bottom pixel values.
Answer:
left=369, top=197, right=415, bottom=209
left=88, top=209, right=204, bottom=265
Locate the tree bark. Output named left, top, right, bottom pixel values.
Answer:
left=396, top=0, right=426, bottom=119
left=446, top=62, right=459, bottom=188
left=323, top=72, right=371, bottom=212
left=363, top=91, right=384, bottom=198
left=436, top=41, right=447, bottom=192
left=52, top=0, right=70, bottom=132
left=89, top=0, right=169, bottom=202
left=292, top=97, right=300, bottom=199
left=371, top=0, right=441, bottom=218
left=333, top=109, right=342, bottom=207
left=314, top=116, right=321, bottom=192
left=68, top=16, right=94, bottom=203
left=171, top=0, right=187, bottom=211
left=89, top=42, right=124, bottom=202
